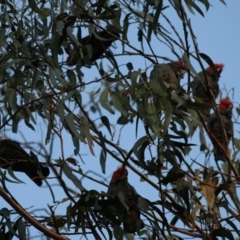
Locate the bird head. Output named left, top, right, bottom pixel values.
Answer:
left=171, top=59, right=188, bottom=79
left=112, top=166, right=128, bottom=180
left=219, top=98, right=233, bottom=109
left=207, top=63, right=224, bottom=75
left=219, top=98, right=233, bottom=117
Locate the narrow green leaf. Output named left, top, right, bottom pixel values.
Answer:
left=0, top=28, right=5, bottom=48
left=28, top=0, right=51, bottom=16
left=199, top=125, right=207, bottom=151
left=0, top=168, right=22, bottom=184
left=186, top=0, right=205, bottom=17
left=162, top=98, right=172, bottom=136
left=17, top=219, right=26, bottom=240
left=118, top=191, right=129, bottom=210
left=66, top=203, right=72, bottom=231
left=45, top=121, right=52, bottom=145
left=100, top=149, right=106, bottom=174
left=199, top=53, right=219, bottom=77
left=67, top=26, right=81, bottom=47
left=44, top=177, right=56, bottom=202
left=49, top=68, right=61, bottom=89
left=133, top=136, right=150, bottom=160
left=219, top=0, right=226, bottom=5
left=149, top=79, right=167, bottom=97
left=7, top=168, right=25, bottom=184
left=117, top=115, right=129, bottom=125
left=66, top=69, right=77, bottom=86
left=101, top=116, right=112, bottom=137
left=56, top=20, right=64, bottom=36
left=99, top=90, right=114, bottom=114
left=138, top=12, right=154, bottom=23
left=198, top=0, right=210, bottom=11
left=65, top=113, right=85, bottom=141
left=153, top=0, right=163, bottom=29
left=135, top=116, right=140, bottom=138
left=122, top=13, right=131, bottom=48
left=82, top=117, right=95, bottom=156
left=60, top=160, right=86, bottom=191
left=182, top=53, right=199, bottom=76
left=113, top=225, right=123, bottom=240
left=111, top=94, right=128, bottom=116
left=171, top=0, right=182, bottom=19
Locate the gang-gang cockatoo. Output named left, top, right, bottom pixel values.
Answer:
left=207, top=98, right=233, bottom=161
left=150, top=59, right=188, bottom=85
left=191, top=63, right=224, bottom=121
left=107, top=166, right=144, bottom=233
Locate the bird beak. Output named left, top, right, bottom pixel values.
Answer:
left=228, top=106, right=233, bottom=117
left=217, top=68, right=222, bottom=76
left=177, top=69, right=187, bottom=79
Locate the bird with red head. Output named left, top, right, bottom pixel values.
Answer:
left=207, top=98, right=233, bottom=161
left=107, top=166, right=144, bottom=233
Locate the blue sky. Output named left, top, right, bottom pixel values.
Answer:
left=1, top=1, right=240, bottom=239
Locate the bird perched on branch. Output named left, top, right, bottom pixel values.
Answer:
left=0, top=139, right=49, bottom=186
left=191, top=63, right=224, bottom=121
left=66, top=29, right=120, bottom=67
left=149, top=59, right=188, bottom=85
left=107, top=166, right=144, bottom=233
left=207, top=98, right=233, bottom=161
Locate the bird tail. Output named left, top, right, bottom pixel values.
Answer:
left=123, top=209, right=144, bottom=233
left=214, top=147, right=227, bottom=161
